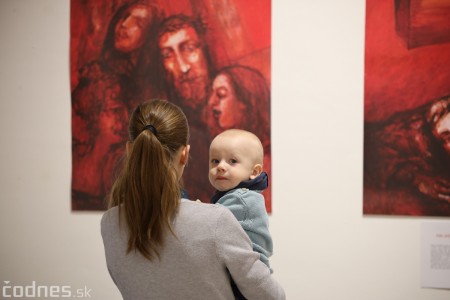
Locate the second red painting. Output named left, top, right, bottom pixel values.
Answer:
left=364, top=0, right=450, bottom=216
left=70, top=0, right=272, bottom=211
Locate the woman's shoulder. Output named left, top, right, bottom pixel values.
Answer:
left=102, top=205, right=119, bottom=217
left=100, top=206, right=120, bottom=230
left=180, top=200, right=226, bottom=214
left=101, top=202, right=238, bottom=232
left=178, top=201, right=235, bottom=225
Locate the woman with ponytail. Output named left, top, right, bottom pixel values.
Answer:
left=101, top=99, right=285, bottom=300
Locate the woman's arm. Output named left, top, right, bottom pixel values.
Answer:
left=217, top=189, right=273, bottom=269
left=214, top=207, right=285, bottom=300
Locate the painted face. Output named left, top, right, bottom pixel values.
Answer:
left=434, top=112, right=450, bottom=155
left=159, top=26, right=209, bottom=108
left=98, top=97, right=128, bottom=143
left=72, top=109, right=91, bottom=156
left=209, top=135, right=257, bottom=191
left=114, top=5, right=152, bottom=53
left=208, top=73, right=246, bottom=129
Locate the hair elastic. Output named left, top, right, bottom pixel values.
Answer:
left=143, top=124, right=157, bottom=135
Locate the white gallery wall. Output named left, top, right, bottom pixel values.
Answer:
left=0, top=0, right=448, bottom=299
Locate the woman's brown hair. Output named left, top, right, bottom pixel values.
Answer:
left=109, top=99, right=189, bottom=260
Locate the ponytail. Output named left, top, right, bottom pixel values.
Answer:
left=109, top=99, right=188, bottom=261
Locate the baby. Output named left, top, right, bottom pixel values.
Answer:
left=209, top=129, right=273, bottom=299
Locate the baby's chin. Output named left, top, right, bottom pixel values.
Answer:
left=214, top=185, right=230, bottom=192
left=213, top=182, right=236, bottom=192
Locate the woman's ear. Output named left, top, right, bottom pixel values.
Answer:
left=180, top=145, right=190, bottom=165
left=250, top=164, right=263, bottom=179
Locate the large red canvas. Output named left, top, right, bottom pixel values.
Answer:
left=364, top=0, right=450, bottom=216
left=70, top=0, right=272, bottom=211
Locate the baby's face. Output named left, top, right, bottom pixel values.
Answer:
left=209, top=135, right=258, bottom=191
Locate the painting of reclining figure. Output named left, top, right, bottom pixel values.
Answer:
left=364, top=0, right=450, bottom=216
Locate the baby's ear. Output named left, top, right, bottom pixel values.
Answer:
left=250, top=164, right=263, bottom=179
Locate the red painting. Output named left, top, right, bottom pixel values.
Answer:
left=364, top=0, right=450, bottom=216
left=70, top=0, right=272, bottom=211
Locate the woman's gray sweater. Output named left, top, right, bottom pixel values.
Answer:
left=101, top=200, right=285, bottom=300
